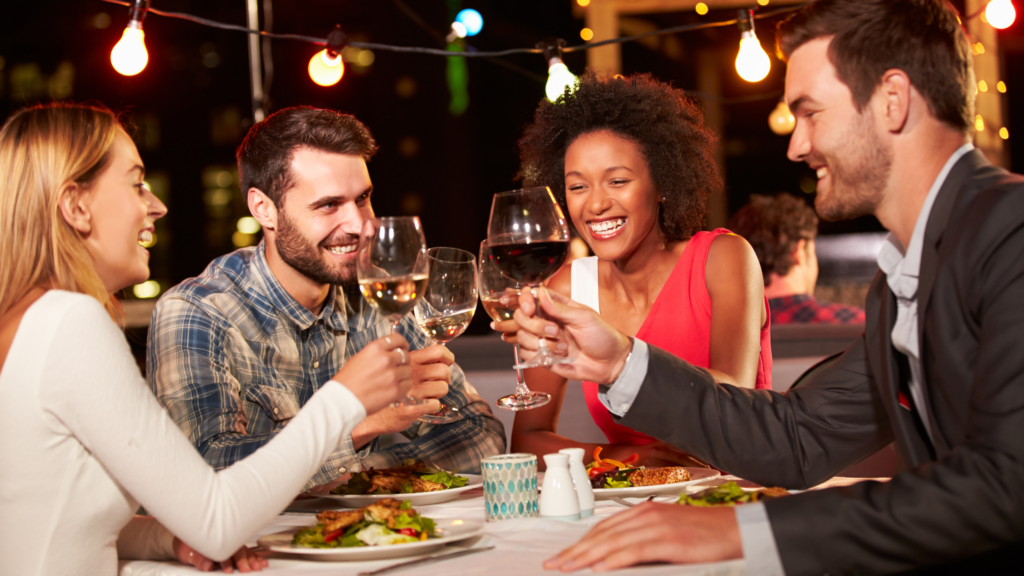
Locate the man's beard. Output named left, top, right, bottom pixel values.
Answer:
left=814, top=110, right=891, bottom=222
left=275, top=208, right=357, bottom=286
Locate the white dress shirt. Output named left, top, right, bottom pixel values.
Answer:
left=597, top=142, right=973, bottom=576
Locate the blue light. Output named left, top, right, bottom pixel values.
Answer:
left=456, top=9, right=484, bottom=37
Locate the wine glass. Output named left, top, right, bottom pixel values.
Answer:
left=479, top=240, right=551, bottom=411
left=412, top=247, right=478, bottom=423
left=356, top=217, right=431, bottom=408
left=486, top=186, right=573, bottom=371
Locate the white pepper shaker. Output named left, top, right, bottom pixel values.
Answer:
left=559, top=447, right=595, bottom=518
left=539, top=453, right=581, bottom=521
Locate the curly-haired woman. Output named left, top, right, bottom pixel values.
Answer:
left=495, top=71, right=772, bottom=468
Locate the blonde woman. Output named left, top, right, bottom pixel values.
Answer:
left=0, top=103, right=412, bottom=575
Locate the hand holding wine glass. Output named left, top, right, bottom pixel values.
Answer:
left=411, top=247, right=478, bottom=423
left=479, top=240, right=551, bottom=410
left=356, top=217, right=431, bottom=408
left=486, top=186, right=573, bottom=370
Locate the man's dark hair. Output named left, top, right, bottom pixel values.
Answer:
left=729, top=193, right=818, bottom=286
left=237, top=106, right=378, bottom=206
left=776, top=0, right=973, bottom=132
left=516, top=70, right=722, bottom=241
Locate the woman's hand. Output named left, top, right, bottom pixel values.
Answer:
left=173, top=538, right=268, bottom=573
left=332, top=334, right=413, bottom=414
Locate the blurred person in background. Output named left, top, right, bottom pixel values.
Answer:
left=730, top=193, right=865, bottom=324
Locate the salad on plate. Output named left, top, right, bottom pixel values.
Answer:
left=291, top=498, right=436, bottom=548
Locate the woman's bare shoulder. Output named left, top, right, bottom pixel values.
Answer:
left=546, top=261, right=574, bottom=298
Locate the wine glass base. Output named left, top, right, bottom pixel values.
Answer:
left=495, top=391, right=551, bottom=411
left=417, top=404, right=460, bottom=424
left=513, top=355, right=575, bottom=370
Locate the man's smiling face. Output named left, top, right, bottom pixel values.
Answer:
left=273, top=147, right=374, bottom=286
left=785, top=37, right=891, bottom=222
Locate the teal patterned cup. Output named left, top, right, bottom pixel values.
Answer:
left=481, top=453, right=539, bottom=522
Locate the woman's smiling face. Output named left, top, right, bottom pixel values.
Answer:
left=564, top=130, right=662, bottom=261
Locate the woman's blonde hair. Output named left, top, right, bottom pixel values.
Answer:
left=0, top=102, right=123, bottom=319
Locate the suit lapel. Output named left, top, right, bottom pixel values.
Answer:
left=914, top=150, right=988, bottom=453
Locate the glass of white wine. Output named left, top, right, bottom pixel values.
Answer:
left=357, top=217, right=431, bottom=408
left=412, top=247, right=478, bottom=423
left=479, top=240, right=551, bottom=411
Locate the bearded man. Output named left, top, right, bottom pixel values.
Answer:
left=507, top=0, right=1024, bottom=573
left=148, top=107, right=505, bottom=489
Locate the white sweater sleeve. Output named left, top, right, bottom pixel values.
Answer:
left=40, top=297, right=366, bottom=561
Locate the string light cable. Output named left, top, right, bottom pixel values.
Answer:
left=99, top=0, right=811, bottom=60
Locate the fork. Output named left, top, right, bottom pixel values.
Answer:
left=611, top=495, right=656, bottom=507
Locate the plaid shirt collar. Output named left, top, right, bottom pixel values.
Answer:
left=247, top=241, right=351, bottom=334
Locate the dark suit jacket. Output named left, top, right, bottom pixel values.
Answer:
left=615, top=150, right=1024, bottom=574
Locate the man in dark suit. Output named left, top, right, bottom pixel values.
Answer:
left=509, top=1, right=1024, bottom=574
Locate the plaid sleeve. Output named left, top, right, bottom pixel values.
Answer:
left=357, top=316, right=507, bottom=473
left=147, top=296, right=365, bottom=486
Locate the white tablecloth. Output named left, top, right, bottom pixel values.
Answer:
left=118, top=485, right=747, bottom=576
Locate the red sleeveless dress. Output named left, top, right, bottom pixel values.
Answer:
left=579, top=229, right=773, bottom=445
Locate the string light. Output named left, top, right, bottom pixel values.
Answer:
left=979, top=80, right=989, bottom=92
left=696, top=3, right=709, bottom=15
left=768, top=99, right=795, bottom=135
left=580, top=28, right=594, bottom=41
left=997, top=81, right=1007, bottom=93
left=308, top=25, right=347, bottom=87
left=540, top=39, right=577, bottom=103
left=133, top=280, right=161, bottom=299
left=975, top=114, right=985, bottom=132
left=985, top=0, right=1016, bottom=29
left=1000, top=127, right=1010, bottom=139
left=735, top=9, right=771, bottom=83
left=456, top=9, right=484, bottom=37
left=111, top=0, right=150, bottom=76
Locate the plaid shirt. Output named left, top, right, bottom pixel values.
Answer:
left=768, top=294, right=866, bottom=325
left=147, top=242, right=505, bottom=488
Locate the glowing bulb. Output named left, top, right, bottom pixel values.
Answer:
left=450, top=21, right=468, bottom=39
left=979, top=80, right=989, bottom=92
left=975, top=115, right=985, bottom=132
left=736, top=32, right=770, bottom=83
left=133, top=280, right=161, bottom=299
left=111, top=24, right=148, bottom=76
left=237, top=216, right=261, bottom=234
left=997, top=81, right=1007, bottom=93
left=696, top=3, right=709, bottom=15
left=999, top=127, right=1009, bottom=139
left=308, top=49, right=344, bottom=87
left=455, top=9, right=484, bottom=37
left=580, top=28, right=594, bottom=41
left=768, top=100, right=795, bottom=135
left=577, top=0, right=591, bottom=6
left=986, top=0, right=1016, bottom=29
left=546, top=60, right=578, bottom=102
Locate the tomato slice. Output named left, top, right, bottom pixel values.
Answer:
left=323, top=528, right=344, bottom=543
left=397, top=528, right=419, bottom=537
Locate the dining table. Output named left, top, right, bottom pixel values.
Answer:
left=117, top=475, right=881, bottom=576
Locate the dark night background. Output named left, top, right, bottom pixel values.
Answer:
left=2, top=0, right=1020, bottom=336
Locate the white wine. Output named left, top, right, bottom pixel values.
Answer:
left=359, top=274, right=429, bottom=318
left=417, top=309, right=475, bottom=344
left=481, top=293, right=520, bottom=323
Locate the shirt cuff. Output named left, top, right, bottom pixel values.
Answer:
left=597, top=339, right=649, bottom=417
left=735, top=502, right=786, bottom=576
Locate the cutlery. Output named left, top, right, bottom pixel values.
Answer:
left=357, top=545, right=495, bottom=576
left=611, top=495, right=656, bottom=507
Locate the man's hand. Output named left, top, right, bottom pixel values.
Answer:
left=331, top=334, right=413, bottom=415
left=544, top=502, right=742, bottom=572
left=349, top=344, right=454, bottom=448
left=513, top=288, right=633, bottom=384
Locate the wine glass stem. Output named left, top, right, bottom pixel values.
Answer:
left=512, top=345, right=531, bottom=397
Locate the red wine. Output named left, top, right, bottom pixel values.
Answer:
left=488, top=241, right=569, bottom=284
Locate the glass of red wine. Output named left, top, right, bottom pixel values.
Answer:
left=479, top=241, right=552, bottom=410
left=486, top=186, right=573, bottom=372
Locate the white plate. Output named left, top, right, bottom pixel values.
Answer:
left=591, top=468, right=721, bottom=499
left=314, top=474, right=482, bottom=508
left=258, top=519, right=483, bottom=561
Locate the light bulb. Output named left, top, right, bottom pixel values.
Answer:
left=768, top=100, right=795, bottom=135
left=308, top=49, right=344, bottom=87
left=546, top=60, right=577, bottom=102
left=986, top=0, right=1016, bottom=29
left=736, top=31, right=770, bottom=82
left=455, top=9, right=484, bottom=37
left=111, top=23, right=148, bottom=76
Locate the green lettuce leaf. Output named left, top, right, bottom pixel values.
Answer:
left=420, top=471, right=469, bottom=489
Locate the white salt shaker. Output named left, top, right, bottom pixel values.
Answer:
left=540, top=453, right=581, bottom=521
left=559, top=447, right=595, bottom=518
